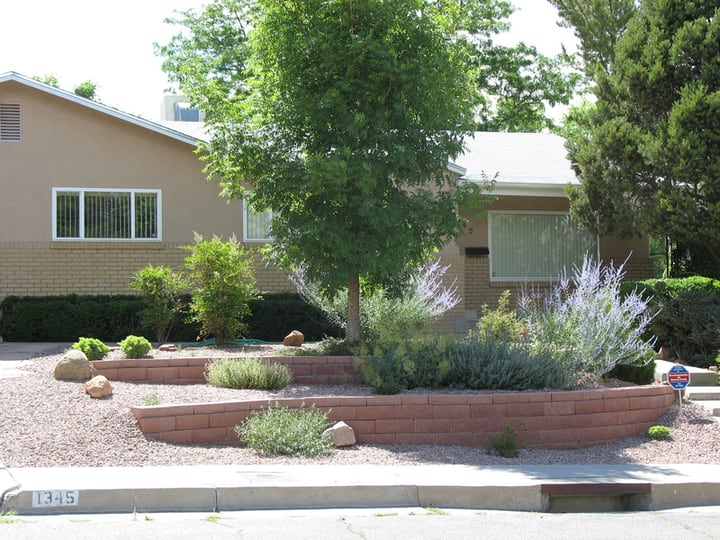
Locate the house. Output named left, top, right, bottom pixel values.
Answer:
left=440, top=132, right=652, bottom=332
left=0, top=72, right=651, bottom=334
left=0, top=71, right=288, bottom=305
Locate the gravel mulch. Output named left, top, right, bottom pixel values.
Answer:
left=1, top=345, right=718, bottom=468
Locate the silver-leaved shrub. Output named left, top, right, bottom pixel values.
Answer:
left=290, top=258, right=460, bottom=342
left=518, top=255, right=656, bottom=385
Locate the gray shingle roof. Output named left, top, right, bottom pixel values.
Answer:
left=455, top=132, right=578, bottom=197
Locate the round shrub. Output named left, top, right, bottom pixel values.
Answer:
left=119, top=335, right=152, bottom=358
left=72, top=337, right=109, bottom=361
left=647, top=425, right=671, bottom=440
left=235, top=403, right=333, bottom=457
left=205, top=358, right=292, bottom=390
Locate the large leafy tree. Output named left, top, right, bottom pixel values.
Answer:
left=561, top=1, right=720, bottom=277
left=158, top=0, right=579, bottom=340
left=476, top=42, right=582, bottom=132
left=548, top=0, right=637, bottom=76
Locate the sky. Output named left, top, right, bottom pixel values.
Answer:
left=0, top=0, right=578, bottom=121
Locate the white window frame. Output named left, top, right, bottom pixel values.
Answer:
left=242, top=198, right=274, bottom=243
left=488, top=210, right=598, bottom=282
left=52, top=187, right=162, bottom=241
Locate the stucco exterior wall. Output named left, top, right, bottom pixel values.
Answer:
left=0, top=81, right=242, bottom=243
left=0, top=82, right=291, bottom=300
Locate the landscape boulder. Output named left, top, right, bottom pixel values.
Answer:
left=159, top=344, right=177, bottom=352
left=54, top=349, right=91, bottom=381
left=283, top=330, right=304, bottom=347
left=84, top=375, right=113, bottom=398
left=323, top=421, right=356, bottom=447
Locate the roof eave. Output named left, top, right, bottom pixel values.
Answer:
left=464, top=179, right=576, bottom=198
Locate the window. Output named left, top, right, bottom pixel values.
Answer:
left=243, top=199, right=274, bottom=242
left=0, top=103, right=21, bottom=142
left=52, top=188, right=161, bottom=241
left=489, top=211, right=597, bottom=281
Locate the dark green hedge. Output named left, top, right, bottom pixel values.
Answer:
left=247, top=293, right=342, bottom=342
left=0, top=293, right=342, bottom=343
left=0, top=295, right=146, bottom=342
left=607, top=360, right=656, bottom=385
left=622, top=276, right=720, bottom=367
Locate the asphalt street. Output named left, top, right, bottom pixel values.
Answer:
left=2, top=507, right=720, bottom=540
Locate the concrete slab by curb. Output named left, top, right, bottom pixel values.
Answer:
left=2, top=464, right=720, bottom=516
left=0, top=343, right=70, bottom=362
left=655, top=359, right=718, bottom=387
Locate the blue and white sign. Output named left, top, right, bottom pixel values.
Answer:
left=667, top=364, right=690, bottom=390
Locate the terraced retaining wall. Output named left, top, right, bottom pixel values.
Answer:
left=91, top=356, right=359, bottom=385
left=131, top=385, right=676, bottom=450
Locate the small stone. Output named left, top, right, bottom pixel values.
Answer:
left=283, top=330, right=304, bottom=347
left=159, top=344, right=177, bottom=352
left=54, top=349, right=91, bottom=381
left=323, top=421, right=356, bottom=447
left=84, top=375, right=113, bottom=398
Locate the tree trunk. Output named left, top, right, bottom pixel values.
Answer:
left=346, top=274, right=361, bottom=343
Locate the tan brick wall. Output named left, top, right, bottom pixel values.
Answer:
left=0, top=242, right=292, bottom=302
left=1, top=242, right=656, bottom=334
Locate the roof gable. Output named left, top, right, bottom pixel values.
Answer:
left=0, top=71, right=205, bottom=147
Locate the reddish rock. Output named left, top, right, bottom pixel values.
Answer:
left=283, top=330, right=304, bottom=347
left=159, top=344, right=178, bottom=352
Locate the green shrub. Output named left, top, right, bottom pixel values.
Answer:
left=358, top=337, right=454, bottom=394
left=608, top=359, right=656, bottom=385
left=71, top=337, right=109, bottom=361
left=487, top=425, right=519, bottom=458
left=235, top=403, right=334, bottom=457
left=119, top=335, right=152, bottom=358
left=475, top=290, right=524, bottom=342
left=626, top=277, right=720, bottom=367
left=205, top=358, right=292, bottom=390
left=358, top=333, right=574, bottom=393
left=130, top=265, right=188, bottom=343
left=646, top=425, right=671, bottom=440
left=448, top=334, right=574, bottom=390
left=183, top=233, right=258, bottom=345
left=143, top=390, right=161, bottom=406
left=358, top=354, right=405, bottom=394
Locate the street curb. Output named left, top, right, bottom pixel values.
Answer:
left=3, top=464, right=720, bottom=515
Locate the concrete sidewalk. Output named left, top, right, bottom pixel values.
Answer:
left=2, top=464, right=720, bottom=515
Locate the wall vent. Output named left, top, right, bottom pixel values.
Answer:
left=0, top=103, right=21, bottom=142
